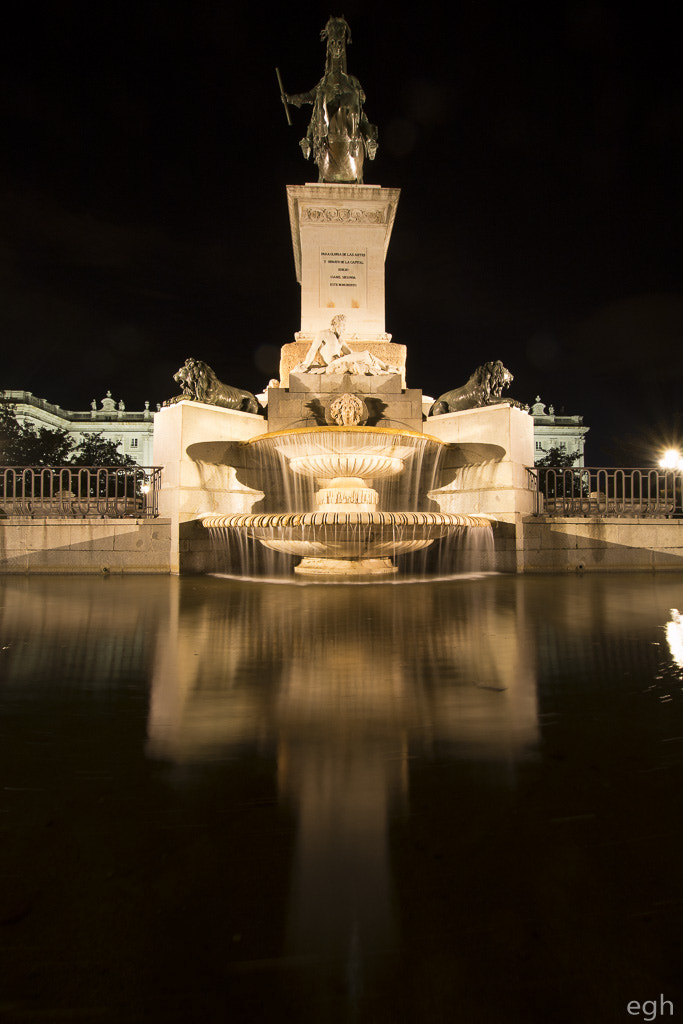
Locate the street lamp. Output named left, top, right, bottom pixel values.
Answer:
left=658, top=448, right=683, bottom=470
left=658, top=449, right=683, bottom=516
left=141, top=475, right=151, bottom=515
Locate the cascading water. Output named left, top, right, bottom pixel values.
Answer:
left=202, top=426, right=495, bottom=578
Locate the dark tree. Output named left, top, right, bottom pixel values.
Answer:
left=69, top=432, right=135, bottom=466
left=536, top=447, right=587, bottom=499
left=1, top=406, right=136, bottom=468
left=535, top=446, right=581, bottom=468
left=0, top=403, right=74, bottom=465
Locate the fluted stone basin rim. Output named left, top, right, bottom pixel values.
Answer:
left=203, top=511, right=493, bottom=528
left=245, top=425, right=448, bottom=447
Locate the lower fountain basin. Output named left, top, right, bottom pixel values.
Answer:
left=202, top=511, right=493, bottom=575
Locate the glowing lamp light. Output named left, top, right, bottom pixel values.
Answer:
left=658, top=449, right=683, bottom=471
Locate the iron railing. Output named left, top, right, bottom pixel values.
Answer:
left=530, top=466, right=680, bottom=518
left=0, top=466, right=162, bottom=518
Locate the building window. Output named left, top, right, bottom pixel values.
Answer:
left=535, top=441, right=543, bottom=450
left=130, top=438, right=139, bottom=448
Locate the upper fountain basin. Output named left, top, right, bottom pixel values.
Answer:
left=249, top=426, right=447, bottom=481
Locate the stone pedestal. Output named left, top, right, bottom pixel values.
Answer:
left=153, top=401, right=266, bottom=574
left=426, top=404, right=535, bottom=572
left=267, top=374, right=423, bottom=433
left=282, top=183, right=405, bottom=386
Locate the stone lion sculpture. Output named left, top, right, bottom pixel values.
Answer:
left=429, top=361, right=526, bottom=416
left=163, top=358, right=261, bottom=415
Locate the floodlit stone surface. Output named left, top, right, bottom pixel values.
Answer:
left=428, top=405, right=536, bottom=526
left=267, top=381, right=421, bottom=432
left=287, top=184, right=400, bottom=336
left=153, top=400, right=265, bottom=573
left=0, top=519, right=171, bottom=573
left=427, top=403, right=534, bottom=462
left=522, top=518, right=683, bottom=571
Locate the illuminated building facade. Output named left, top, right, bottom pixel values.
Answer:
left=530, top=396, right=589, bottom=466
left=1, top=389, right=157, bottom=465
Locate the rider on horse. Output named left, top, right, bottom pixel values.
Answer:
left=286, top=16, right=378, bottom=184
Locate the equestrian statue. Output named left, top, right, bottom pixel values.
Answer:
left=279, top=15, right=378, bottom=184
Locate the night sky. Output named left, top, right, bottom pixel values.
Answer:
left=1, top=0, right=681, bottom=464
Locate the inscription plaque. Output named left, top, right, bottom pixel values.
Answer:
left=320, top=249, right=367, bottom=309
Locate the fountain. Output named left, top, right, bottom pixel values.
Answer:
left=203, top=426, right=493, bottom=576
left=153, top=16, right=536, bottom=577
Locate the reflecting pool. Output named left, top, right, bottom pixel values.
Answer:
left=1, top=573, right=683, bottom=1022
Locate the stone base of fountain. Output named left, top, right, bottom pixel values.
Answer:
left=295, top=556, right=398, bottom=576
left=267, top=371, right=424, bottom=433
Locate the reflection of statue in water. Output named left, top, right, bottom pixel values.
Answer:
left=285, top=16, right=378, bottom=184
left=293, top=315, right=400, bottom=376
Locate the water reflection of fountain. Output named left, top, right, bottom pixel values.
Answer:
left=147, top=581, right=539, bottom=761
left=202, top=427, right=494, bottom=577
left=146, top=579, right=539, bottom=978
left=5, top=576, right=683, bottom=1019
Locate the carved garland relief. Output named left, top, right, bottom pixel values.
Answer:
left=302, top=206, right=385, bottom=224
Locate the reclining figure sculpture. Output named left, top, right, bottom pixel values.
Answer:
left=292, top=315, right=400, bottom=376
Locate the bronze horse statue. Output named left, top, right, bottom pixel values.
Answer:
left=285, top=16, right=378, bottom=184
